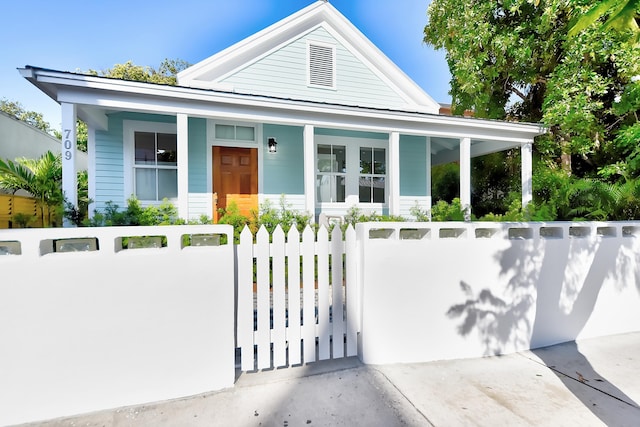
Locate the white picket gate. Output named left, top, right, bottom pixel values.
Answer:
left=236, top=224, right=358, bottom=371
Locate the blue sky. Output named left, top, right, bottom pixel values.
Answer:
left=1, top=0, right=450, bottom=131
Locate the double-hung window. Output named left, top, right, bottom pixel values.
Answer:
left=359, top=147, right=386, bottom=203
left=133, top=131, right=177, bottom=201
left=316, top=144, right=346, bottom=203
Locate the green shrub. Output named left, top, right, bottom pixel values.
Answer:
left=12, top=212, right=35, bottom=228
left=254, top=196, right=312, bottom=235
left=217, top=200, right=252, bottom=243
left=409, top=203, right=430, bottom=221
left=430, top=198, right=468, bottom=221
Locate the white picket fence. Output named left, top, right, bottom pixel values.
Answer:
left=236, top=224, right=358, bottom=371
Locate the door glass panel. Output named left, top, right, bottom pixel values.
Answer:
left=135, top=168, right=156, bottom=200
left=317, top=145, right=332, bottom=172
left=317, top=174, right=331, bottom=202
left=215, top=124, right=235, bottom=139
left=317, top=175, right=346, bottom=203
left=236, top=126, right=255, bottom=141
left=134, top=132, right=156, bottom=165
left=336, top=174, right=345, bottom=202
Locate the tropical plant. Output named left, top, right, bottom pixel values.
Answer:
left=0, top=151, right=62, bottom=226
left=569, top=0, right=640, bottom=44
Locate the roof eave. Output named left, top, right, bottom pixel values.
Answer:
left=22, top=67, right=546, bottom=139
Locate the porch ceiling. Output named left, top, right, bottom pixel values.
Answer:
left=431, top=137, right=521, bottom=166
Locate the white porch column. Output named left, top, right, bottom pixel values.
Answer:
left=177, top=114, right=189, bottom=220
left=389, top=131, right=400, bottom=216
left=426, top=136, right=432, bottom=219
left=303, top=124, right=315, bottom=220
left=521, top=141, right=533, bottom=209
left=460, top=137, right=471, bottom=220
left=61, top=103, right=77, bottom=227
left=87, top=126, right=96, bottom=219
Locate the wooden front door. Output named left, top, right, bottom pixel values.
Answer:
left=212, top=146, right=258, bottom=219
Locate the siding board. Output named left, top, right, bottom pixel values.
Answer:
left=400, top=135, right=427, bottom=197
left=221, top=27, right=406, bottom=109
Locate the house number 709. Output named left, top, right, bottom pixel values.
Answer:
left=63, top=129, right=73, bottom=161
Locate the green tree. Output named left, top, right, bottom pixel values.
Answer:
left=0, top=151, right=62, bottom=226
left=424, top=0, right=640, bottom=183
left=88, top=58, right=190, bottom=86
left=1, top=99, right=55, bottom=136
left=1, top=98, right=88, bottom=152
left=570, top=0, right=640, bottom=44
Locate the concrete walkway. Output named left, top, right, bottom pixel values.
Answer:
left=20, top=332, right=640, bottom=427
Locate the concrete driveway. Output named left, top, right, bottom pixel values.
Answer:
left=17, top=332, right=640, bottom=427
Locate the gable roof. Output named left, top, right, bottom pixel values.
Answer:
left=178, top=1, right=440, bottom=114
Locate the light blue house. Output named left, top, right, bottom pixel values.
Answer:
left=20, top=1, right=543, bottom=223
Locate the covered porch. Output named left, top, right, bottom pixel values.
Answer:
left=20, top=66, right=542, bottom=224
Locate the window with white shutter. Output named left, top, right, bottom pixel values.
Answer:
left=308, top=42, right=335, bottom=89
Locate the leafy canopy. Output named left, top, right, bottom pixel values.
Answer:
left=87, top=58, right=190, bottom=85
left=1, top=99, right=55, bottom=136
left=424, top=0, right=640, bottom=180
left=569, top=0, right=640, bottom=44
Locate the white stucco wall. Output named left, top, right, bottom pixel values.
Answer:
left=357, top=222, right=640, bottom=365
left=0, top=111, right=87, bottom=170
left=0, top=225, right=235, bottom=426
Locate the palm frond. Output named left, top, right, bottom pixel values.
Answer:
left=569, top=0, right=621, bottom=37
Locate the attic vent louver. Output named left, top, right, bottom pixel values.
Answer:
left=308, top=43, right=335, bottom=88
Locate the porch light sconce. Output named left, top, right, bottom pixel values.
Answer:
left=268, top=137, right=277, bottom=153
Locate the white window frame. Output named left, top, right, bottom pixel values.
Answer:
left=123, top=120, right=178, bottom=205
left=315, top=135, right=388, bottom=210
left=358, top=146, right=387, bottom=204
left=307, top=40, right=337, bottom=90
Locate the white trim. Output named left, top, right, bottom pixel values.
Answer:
left=123, top=120, right=178, bottom=204
left=425, top=136, right=432, bottom=215
left=521, top=142, right=533, bottom=208
left=303, top=125, right=316, bottom=217
left=460, top=137, right=471, bottom=220
left=177, top=2, right=327, bottom=83
left=28, top=68, right=543, bottom=139
left=388, top=132, right=400, bottom=216
left=87, top=126, right=96, bottom=218
left=177, top=114, right=189, bottom=219
left=61, top=102, right=77, bottom=227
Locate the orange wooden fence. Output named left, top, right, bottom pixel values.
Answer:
left=0, top=194, right=53, bottom=228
